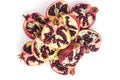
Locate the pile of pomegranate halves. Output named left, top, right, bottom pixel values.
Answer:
left=18, top=0, right=102, bottom=75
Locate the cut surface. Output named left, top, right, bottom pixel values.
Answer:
left=58, top=42, right=84, bottom=66
left=50, top=56, right=75, bottom=75
left=46, top=0, right=70, bottom=17
left=32, top=38, right=59, bottom=61
left=23, top=13, right=47, bottom=39
left=71, top=3, right=98, bottom=29
left=62, top=14, right=80, bottom=40
left=41, top=19, right=71, bottom=49
left=75, top=29, right=101, bottom=52
left=18, top=41, right=44, bottom=66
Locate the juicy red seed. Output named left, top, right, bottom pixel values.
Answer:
left=77, top=13, right=83, bottom=20
left=48, top=5, right=55, bottom=16
left=82, top=34, right=93, bottom=44
left=58, top=26, right=67, bottom=31
left=44, top=25, right=54, bottom=43
left=33, top=42, right=40, bottom=58
left=67, top=51, right=73, bottom=61
left=31, top=25, right=39, bottom=32
left=38, top=26, right=43, bottom=31
left=32, top=13, right=38, bottom=19
left=60, top=4, right=68, bottom=13
left=40, top=45, right=50, bottom=53
left=83, top=16, right=89, bottom=26
left=89, top=45, right=99, bottom=52
left=44, top=33, right=55, bottom=44
left=36, top=18, right=46, bottom=24
left=95, top=38, right=100, bottom=43
left=40, top=45, right=46, bottom=52
left=68, top=25, right=77, bottom=30
left=56, top=39, right=63, bottom=47
left=65, top=16, right=77, bottom=30
left=56, top=2, right=62, bottom=9
left=80, top=4, right=88, bottom=9
left=87, top=31, right=91, bottom=35
left=52, top=60, right=68, bottom=74
left=23, top=45, right=32, bottom=54
left=26, top=56, right=44, bottom=65
left=83, top=42, right=89, bottom=50
left=42, top=53, right=48, bottom=58
left=76, top=36, right=82, bottom=42
left=44, top=33, right=52, bottom=38
left=26, top=56, right=36, bottom=65
left=74, top=53, right=80, bottom=60
left=56, top=30, right=67, bottom=43
left=47, top=25, right=54, bottom=33
left=49, top=50, right=55, bottom=55
left=56, top=26, right=67, bottom=42
left=69, top=30, right=76, bottom=36
left=80, top=46, right=85, bottom=55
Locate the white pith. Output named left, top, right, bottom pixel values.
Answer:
left=81, top=8, right=89, bottom=16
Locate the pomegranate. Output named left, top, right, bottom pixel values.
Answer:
left=32, top=38, right=59, bottom=61
left=50, top=56, right=75, bottom=75
left=62, top=14, right=80, bottom=40
left=18, top=0, right=102, bottom=75
left=46, top=0, right=70, bottom=17
left=71, top=3, right=98, bottom=29
left=23, top=13, right=48, bottom=39
left=58, top=42, right=84, bottom=66
left=41, top=17, right=71, bottom=49
left=75, top=29, right=102, bottom=52
left=18, top=41, right=44, bottom=66
left=50, top=42, right=84, bottom=75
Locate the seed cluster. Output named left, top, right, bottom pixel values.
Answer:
left=18, top=0, right=102, bottom=75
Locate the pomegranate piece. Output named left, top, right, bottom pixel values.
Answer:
left=23, top=13, right=48, bottom=39
left=75, top=29, right=102, bottom=52
left=41, top=17, right=71, bottom=49
left=32, top=38, right=59, bottom=61
left=62, top=14, right=80, bottom=40
left=18, top=0, right=102, bottom=75
left=58, top=42, right=84, bottom=66
left=71, top=3, right=98, bottom=29
left=18, top=41, right=44, bottom=66
left=50, top=42, right=84, bottom=75
left=46, top=0, right=70, bottom=17
left=50, top=56, right=75, bottom=75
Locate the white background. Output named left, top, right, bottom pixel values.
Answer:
left=0, top=0, right=120, bottom=80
